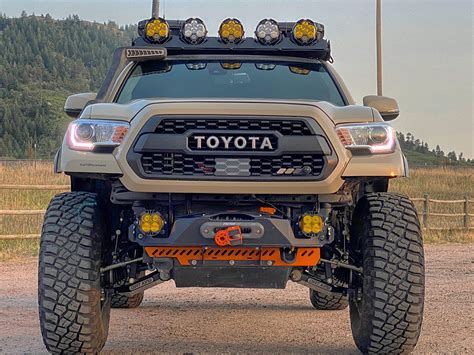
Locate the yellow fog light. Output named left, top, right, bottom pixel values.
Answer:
left=146, top=18, right=170, bottom=43
left=139, top=212, right=165, bottom=236
left=292, top=19, right=317, bottom=45
left=300, top=214, right=324, bottom=236
left=219, top=18, right=245, bottom=44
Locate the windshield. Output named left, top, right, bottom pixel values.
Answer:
left=116, top=59, right=346, bottom=106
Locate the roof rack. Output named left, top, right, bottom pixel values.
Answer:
left=133, top=19, right=332, bottom=61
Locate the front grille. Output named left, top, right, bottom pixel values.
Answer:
left=155, top=118, right=313, bottom=136
left=141, top=153, right=325, bottom=178
left=129, top=115, right=336, bottom=181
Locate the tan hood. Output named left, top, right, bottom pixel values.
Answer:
left=83, top=99, right=377, bottom=126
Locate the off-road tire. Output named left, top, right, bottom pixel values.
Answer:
left=349, top=193, right=425, bottom=354
left=38, top=192, right=111, bottom=354
left=309, top=289, right=348, bottom=310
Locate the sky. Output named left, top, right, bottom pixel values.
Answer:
left=1, top=0, right=473, bottom=157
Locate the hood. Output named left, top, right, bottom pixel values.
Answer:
left=82, top=99, right=377, bottom=125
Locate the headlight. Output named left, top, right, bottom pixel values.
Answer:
left=336, top=123, right=396, bottom=154
left=67, top=120, right=130, bottom=151
left=255, top=19, right=281, bottom=45
left=181, top=18, right=207, bottom=45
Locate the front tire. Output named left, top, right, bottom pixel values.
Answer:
left=38, top=192, right=111, bottom=354
left=349, top=193, right=425, bottom=354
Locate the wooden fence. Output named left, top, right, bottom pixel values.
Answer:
left=0, top=185, right=472, bottom=240
left=412, top=194, right=473, bottom=231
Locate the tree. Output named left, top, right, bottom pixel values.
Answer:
left=0, top=14, right=135, bottom=158
left=447, top=151, right=457, bottom=163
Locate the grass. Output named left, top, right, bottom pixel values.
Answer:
left=390, top=167, right=474, bottom=244
left=0, top=162, right=472, bottom=260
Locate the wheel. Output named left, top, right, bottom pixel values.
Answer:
left=111, top=292, right=144, bottom=308
left=38, top=192, right=111, bottom=354
left=349, top=193, right=425, bottom=354
left=309, top=288, right=348, bottom=311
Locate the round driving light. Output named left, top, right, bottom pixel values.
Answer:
left=303, top=215, right=313, bottom=225
left=75, top=124, right=94, bottom=141
left=369, top=126, right=388, bottom=145
left=146, top=18, right=170, bottom=43
left=182, top=18, right=207, bottom=44
left=139, top=212, right=165, bottom=236
left=255, top=19, right=281, bottom=45
left=219, top=18, right=245, bottom=44
left=293, top=19, right=317, bottom=45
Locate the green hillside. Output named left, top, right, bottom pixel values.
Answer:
left=0, top=14, right=471, bottom=166
left=0, top=14, right=135, bottom=158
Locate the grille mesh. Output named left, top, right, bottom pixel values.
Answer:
left=141, top=153, right=324, bottom=178
left=155, top=118, right=313, bottom=136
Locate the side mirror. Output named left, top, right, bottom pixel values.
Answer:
left=64, top=93, right=97, bottom=118
left=363, top=95, right=400, bottom=121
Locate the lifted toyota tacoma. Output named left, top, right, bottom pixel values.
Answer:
left=38, top=15, right=424, bottom=354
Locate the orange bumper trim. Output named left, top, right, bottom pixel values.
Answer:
left=145, top=246, right=320, bottom=267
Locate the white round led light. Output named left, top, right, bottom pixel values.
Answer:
left=255, top=19, right=281, bottom=45
left=182, top=18, right=208, bottom=44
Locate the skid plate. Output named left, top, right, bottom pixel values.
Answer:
left=145, top=246, right=320, bottom=266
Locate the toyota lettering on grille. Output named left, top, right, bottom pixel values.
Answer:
left=190, top=135, right=276, bottom=151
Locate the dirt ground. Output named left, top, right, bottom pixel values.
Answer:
left=0, top=244, right=472, bottom=354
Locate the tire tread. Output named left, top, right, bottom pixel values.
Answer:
left=38, top=192, right=109, bottom=354
left=350, top=193, right=425, bottom=354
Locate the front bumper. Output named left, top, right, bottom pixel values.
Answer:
left=137, top=214, right=324, bottom=271
left=132, top=213, right=328, bottom=248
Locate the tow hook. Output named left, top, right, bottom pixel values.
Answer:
left=213, top=226, right=244, bottom=247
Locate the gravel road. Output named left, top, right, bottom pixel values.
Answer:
left=0, top=244, right=472, bottom=354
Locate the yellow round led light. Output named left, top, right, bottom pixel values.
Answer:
left=300, top=214, right=325, bottom=236
left=140, top=222, right=152, bottom=233
left=139, top=211, right=165, bottom=236
left=146, top=18, right=170, bottom=43
left=219, top=18, right=245, bottom=44
left=150, top=222, right=162, bottom=233
left=293, top=19, right=317, bottom=45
